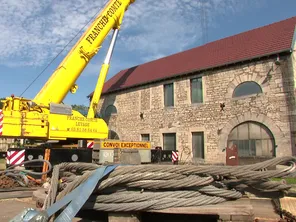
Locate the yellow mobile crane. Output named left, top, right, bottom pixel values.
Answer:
left=0, top=0, right=136, bottom=163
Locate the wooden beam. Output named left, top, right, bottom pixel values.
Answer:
left=280, top=197, right=296, bottom=216
left=148, top=198, right=253, bottom=216
left=0, top=191, right=34, bottom=199
left=108, top=213, right=141, bottom=222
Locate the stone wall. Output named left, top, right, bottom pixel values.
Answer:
left=289, top=39, right=296, bottom=155
left=97, top=55, right=296, bottom=164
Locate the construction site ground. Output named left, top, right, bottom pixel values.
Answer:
left=1, top=195, right=295, bottom=222
left=0, top=198, right=95, bottom=222
left=0, top=176, right=296, bottom=221
left=1, top=157, right=296, bottom=221
left=0, top=197, right=217, bottom=222
left=0, top=198, right=36, bottom=222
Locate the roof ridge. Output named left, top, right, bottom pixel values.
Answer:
left=118, top=16, right=296, bottom=72
left=88, top=16, right=296, bottom=97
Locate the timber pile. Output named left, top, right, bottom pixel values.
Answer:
left=0, top=175, right=20, bottom=188
left=38, top=156, right=296, bottom=221
left=0, top=159, right=51, bottom=192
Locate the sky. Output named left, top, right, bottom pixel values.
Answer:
left=0, top=0, right=295, bottom=107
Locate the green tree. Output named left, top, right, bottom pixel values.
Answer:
left=71, top=104, right=89, bottom=117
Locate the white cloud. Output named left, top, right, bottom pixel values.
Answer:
left=0, top=0, right=265, bottom=67
left=117, top=0, right=266, bottom=63
left=0, top=0, right=107, bottom=66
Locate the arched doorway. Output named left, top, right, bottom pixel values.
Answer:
left=227, top=121, right=275, bottom=165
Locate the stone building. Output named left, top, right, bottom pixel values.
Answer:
left=88, top=16, right=296, bottom=165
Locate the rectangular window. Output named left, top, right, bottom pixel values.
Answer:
left=192, top=132, right=204, bottom=159
left=190, top=77, right=203, bottom=103
left=141, top=134, right=150, bottom=141
left=164, top=83, right=174, bottom=107
left=163, top=133, right=176, bottom=151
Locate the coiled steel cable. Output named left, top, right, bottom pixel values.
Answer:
left=44, top=156, right=296, bottom=213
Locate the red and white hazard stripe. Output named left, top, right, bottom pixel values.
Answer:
left=172, top=150, right=179, bottom=162
left=87, top=141, right=94, bottom=149
left=6, top=150, right=25, bottom=165
left=0, top=109, right=3, bottom=136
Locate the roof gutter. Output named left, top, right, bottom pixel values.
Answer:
left=291, top=25, right=296, bottom=51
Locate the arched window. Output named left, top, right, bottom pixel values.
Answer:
left=227, top=121, right=275, bottom=157
left=233, top=81, right=262, bottom=98
left=105, top=105, right=117, bottom=117
left=108, top=130, right=119, bottom=140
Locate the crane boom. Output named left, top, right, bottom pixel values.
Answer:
left=0, top=0, right=135, bottom=143
left=34, top=0, right=134, bottom=106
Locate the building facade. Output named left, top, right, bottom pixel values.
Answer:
left=90, top=17, right=296, bottom=165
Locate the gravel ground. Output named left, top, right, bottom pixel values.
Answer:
left=0, top=198, right=101, bottom=222
left=0, top=198, right=36, bottom=222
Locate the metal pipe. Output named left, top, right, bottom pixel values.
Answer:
left=104, top=29, right=119, bottom=64
left=87, top=28, right=120, bottom=119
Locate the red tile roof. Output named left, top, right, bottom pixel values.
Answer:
left=89, top=16, right=296, bottom=97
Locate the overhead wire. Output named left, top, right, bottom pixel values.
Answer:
left=20, top=0, right=110, bottom=97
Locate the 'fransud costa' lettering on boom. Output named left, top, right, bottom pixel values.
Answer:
left=86, top=0, right=122, bottom=44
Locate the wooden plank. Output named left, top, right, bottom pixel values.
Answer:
left=280, top=197, right=296, bottom=216
left=0, top=191, right=34, bottom=199
left=148, top=198, right=254, bottom=216
left=0, top=187, right=38, bottom=192
left=108, top=213, right=141, bottom=222
left=250, top=198, right=280, bottom=220
left=149, top=198, right=281, bottom=220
